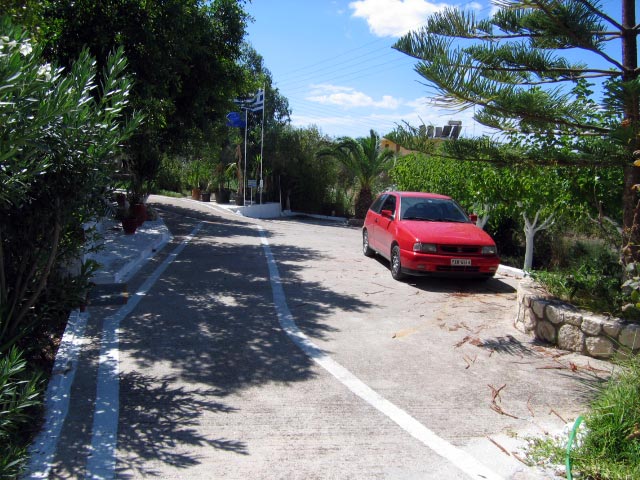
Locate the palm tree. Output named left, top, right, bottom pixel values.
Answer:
left=318, top=130, right=395, bottom=218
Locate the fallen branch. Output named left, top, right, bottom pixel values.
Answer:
left=549, top=407, right=567, bottom=423
left=488, top=384, right=519, bottom=419
left=527, top=395, right=535, bottom=417
left=463, top=354, right=477, bottom=369
left=490, top=403, right=520, bottom=419
left=488, top=384, right=506, bottom=402
left=487, top=436, right=510, bottom=456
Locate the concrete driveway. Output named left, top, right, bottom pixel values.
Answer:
left=26, top=196, right=611, bottom=480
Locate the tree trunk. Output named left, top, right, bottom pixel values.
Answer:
left=621, top=0, right=640, bottom=262
left=522, top=210, right=554, bottom=271
left=355, top=187, right=373, bottom=219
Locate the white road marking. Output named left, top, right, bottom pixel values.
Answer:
left=25, top=310, right=89, bottom=479
left=84, top=223, right=202, bottom=480
left=258, top=226, right=503, bottom=480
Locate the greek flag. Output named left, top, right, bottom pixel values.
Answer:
left=234, top=90, right=264, bottom=112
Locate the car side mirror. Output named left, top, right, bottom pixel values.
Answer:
left=381, top=209, right=393, bottom=218
left=469, top=214, right=478, bottom=223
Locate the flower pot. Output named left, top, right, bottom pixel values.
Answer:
left=201, top=192, right=211, bottom=202
left=132, top=203, right=147, bottom=226
left=215, top=189, right=231, bottom=204
left=191, top=188, right=201, bottom=200
left=121, top=217, right=138, bottom=235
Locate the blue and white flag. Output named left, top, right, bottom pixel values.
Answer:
left=248, top=89, right=264, bottom=112
left=234, top=90, right=264, bottom=112
left=226, top=111, right=245, bottom=128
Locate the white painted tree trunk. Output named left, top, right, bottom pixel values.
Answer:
left=522, top=209, right=555, bottom=271
left=475, top=204, right=492, bottom=229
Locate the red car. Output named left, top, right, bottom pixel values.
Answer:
left=362, top=192, right=500, bottom=280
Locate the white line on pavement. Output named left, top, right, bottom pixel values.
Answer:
left=257, top=226, right=503, bottom=480
left=25, top=310, right=90, bottom=479
left=85, top=223, right=202, bottom=480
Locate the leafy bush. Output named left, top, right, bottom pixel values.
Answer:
left=572, top=354, right=640, bottom=479
left=531, top=240, right=622, bottom=316
left=0, top=18, right=138, bottom=352
left=0, top=348, right=43, bottom=479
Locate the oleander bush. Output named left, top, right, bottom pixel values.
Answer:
left=0, top=348, right=43, bottom=479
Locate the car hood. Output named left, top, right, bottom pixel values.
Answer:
left=403, top=221, right=495, bottom=245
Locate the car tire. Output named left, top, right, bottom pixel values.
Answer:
left=363, top=229, right=375, bottom=257
left=390, top=245, right=405, bottom=280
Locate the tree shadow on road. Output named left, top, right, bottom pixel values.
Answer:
left=116, top=371, right=248, bottom=478
left=113, top=207, right=372, bottom=475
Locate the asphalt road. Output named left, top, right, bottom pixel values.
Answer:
left=28, top=196, right=612, bottom=479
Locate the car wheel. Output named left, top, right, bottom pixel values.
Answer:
left=390, top=245, right=405, bottom=280
left=363, top=230, right=374, bottom=257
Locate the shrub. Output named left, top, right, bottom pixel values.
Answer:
left=0, top=18, right=139, bottom=352
left=525, top=354, right=640, bottom=479
left=572, top=354, right=640, bottom=479
left=531, top=240, right=622, bottom=316
left=0, top=347, right=43, bottom=479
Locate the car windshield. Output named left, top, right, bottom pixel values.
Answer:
left=399, top=197, right=470, bottom=223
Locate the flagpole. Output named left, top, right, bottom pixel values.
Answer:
left=259, top=86, right=265, bottom=204
left=243, top=107, right=248, bottom=206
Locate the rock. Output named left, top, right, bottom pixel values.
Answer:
left=581, top=315, right=603, bottom=336
left=557, top=325, right=585, bottom=353
left=546, top=304, right=583, bottom=327
left=603, top=321, right=622, bottom=338
left=536, top=320, right=556, bottom=343
left=585, top=336, right=615, bottom=358
left=523, top=309, right=537, bottom=333
left=619, top=324, right=640, bottom=350
left=532, top=299, right=548, bottom=318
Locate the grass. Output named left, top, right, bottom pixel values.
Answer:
left=525, top=352, right=640, bottom=479
left=153, top=189, right=186, bottom=198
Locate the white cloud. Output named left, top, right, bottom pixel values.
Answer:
left=307, top=84, right=401, bottom=109
left=291, top=92, right=494, bottom=139
left=349, top=0, right=450, bottom=37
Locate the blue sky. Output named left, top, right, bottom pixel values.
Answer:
left=244, top=0, right=623, bottom=139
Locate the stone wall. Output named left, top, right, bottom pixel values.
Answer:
left=516, top=278, right=640, bottom=359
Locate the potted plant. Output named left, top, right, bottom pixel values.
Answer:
left=116, top=201, right=138, bottom=234
left=123, top=132, right=160, bottom=225
left=213, top=161, right=235, bottom=204
left=184, top=158, right=209, bottom=200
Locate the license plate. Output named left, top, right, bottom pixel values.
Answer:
left=451, top=258, right=472, bottom=266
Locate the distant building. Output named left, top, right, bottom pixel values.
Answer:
left=380, top=138, right=416, bottom=156
left=381, top=120, right=462, bottom=155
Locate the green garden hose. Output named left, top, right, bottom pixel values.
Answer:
left=566, top=415, right=584, bottom=480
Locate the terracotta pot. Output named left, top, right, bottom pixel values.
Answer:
left=132, top=203, right=147, bottom=226
left=121, top=217, right=138, bottom=235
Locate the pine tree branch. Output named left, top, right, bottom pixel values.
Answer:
left=574, top=0, right=623, bottom=31
left=531, top=0, right=625, bottom=71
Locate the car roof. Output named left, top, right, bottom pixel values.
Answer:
left=385, top=191, right=452, bottom=200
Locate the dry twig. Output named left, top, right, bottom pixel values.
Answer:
left=487, top=436, right=510, bottom=456
left=549, top=407, right=567, bottom=423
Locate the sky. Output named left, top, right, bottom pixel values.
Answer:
left=244, top=0, right=624, bottom=140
